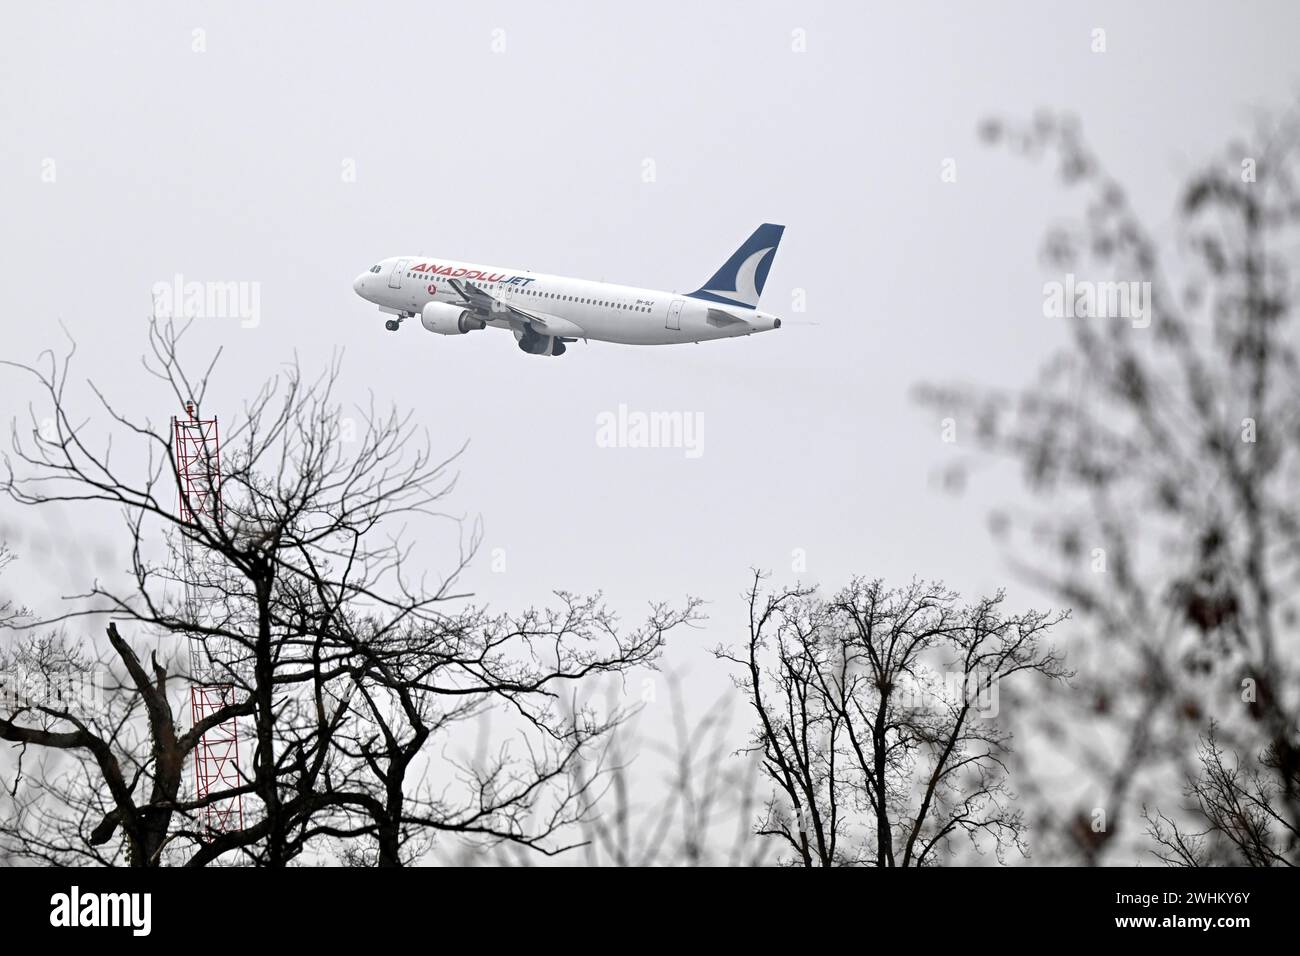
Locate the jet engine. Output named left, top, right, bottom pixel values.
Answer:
left=514, top=327, right=566, bottom=356
left=421, top=301, right=486, bottom=335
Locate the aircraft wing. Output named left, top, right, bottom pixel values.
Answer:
left=447, top=279, right=583, bottom=337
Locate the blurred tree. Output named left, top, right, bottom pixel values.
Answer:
left=916, top=109, right=1300, bottom=864
left=447, top=675, right=773, bottom=867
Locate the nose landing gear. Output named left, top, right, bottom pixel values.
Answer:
left=383, top=311, right=413, bottom=332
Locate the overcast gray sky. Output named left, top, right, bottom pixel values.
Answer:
left=3, top=0, right=1300, bottom=815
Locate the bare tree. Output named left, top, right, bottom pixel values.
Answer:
left=916, top=108, right=1300, bottom=863
left=0, top=321, right=696, bottom=865
left=715, top=571, right=1067, bottom=866
left=1144, top=725, right=1299, bottom=866
left=0, top=543, right=28, bottom=628
left=316, top=597, right=697, bottom=866
left=0, top=621, right=253, bottom=865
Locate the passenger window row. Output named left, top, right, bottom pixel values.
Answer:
left=406, top=274, right=654, bottom=313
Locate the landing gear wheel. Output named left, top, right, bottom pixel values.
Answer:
left=384, top=319, right=400, bottom=331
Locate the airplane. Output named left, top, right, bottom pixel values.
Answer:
left=352, top=223, right=785, bottom=356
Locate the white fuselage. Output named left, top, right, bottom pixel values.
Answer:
left=352, top=256, right=781, bottom=346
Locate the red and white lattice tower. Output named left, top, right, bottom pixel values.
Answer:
left=174, top=401, right=244, bottom=833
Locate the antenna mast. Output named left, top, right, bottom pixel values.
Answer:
left=174, top=401, right=244, bottom=834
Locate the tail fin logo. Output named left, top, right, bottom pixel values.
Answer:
left=688, top=223, right=785, bottom=309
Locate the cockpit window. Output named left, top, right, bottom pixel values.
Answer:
left=369, top=265, right=382, bottom=273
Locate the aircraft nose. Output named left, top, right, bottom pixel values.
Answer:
left=353, top=273, right=367, bottom=296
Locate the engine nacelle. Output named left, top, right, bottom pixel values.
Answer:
left=421, top=301, right=486, bottom=335
left=514, top=328, right=565, bottom=356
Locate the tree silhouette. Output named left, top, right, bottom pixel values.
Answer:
left=0, top=321, right=697, bottom=865
left=715, top=571, right=1066, bottom=866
